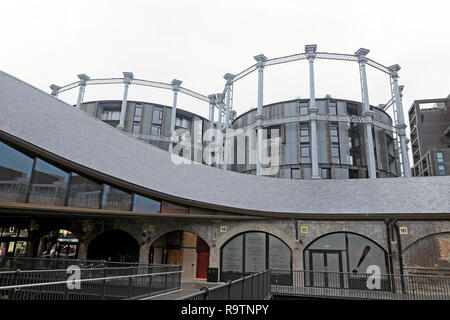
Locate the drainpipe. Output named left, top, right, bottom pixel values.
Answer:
left=385, top=219, right=395, bottom=293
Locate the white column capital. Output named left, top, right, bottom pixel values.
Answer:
left=254, top=54, right=267, bottom=65
left=223, top=73, right=235, bottom=84
left=77, top=74, right=90, bottom=86
left=123, top=72, right=134, bottom=85
left=50, top=84, right=61, bottom=97
left=305, top=44, right=317, bottom=58
left=208, top=94, right=217, bottom=105
left=171, top=79, right=182, bottom=91
left=388, top=64, right=401, bottom=78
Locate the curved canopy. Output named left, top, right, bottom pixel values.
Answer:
left=1, top=70, right=449, bottom=217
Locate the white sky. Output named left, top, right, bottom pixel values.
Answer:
left=1, top=0, right=449, bottom=123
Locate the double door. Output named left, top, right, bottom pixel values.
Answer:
left=308, top=250, right=344, bottom=288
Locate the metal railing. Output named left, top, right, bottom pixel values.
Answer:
left=177, top=271, right=271, bottom=300
left=0, top=265, right=182, bottom=300
left=0, top=256, right=174, bottom=271
left=271, top=269, right=450, bottom=300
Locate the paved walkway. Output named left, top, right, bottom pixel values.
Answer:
left=142, top=280, right=223, bottom=300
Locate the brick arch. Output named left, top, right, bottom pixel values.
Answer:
left=301, top=226, right=387, bottom=251
left=302, top=231, right=387, bottom=254
left=216, top=224, right=294, bottom=251
left=84, top=226, right=140, bottom=248
left=146, top=225, right=212, bottom=249
left=403, top=231, right=450, bottom=251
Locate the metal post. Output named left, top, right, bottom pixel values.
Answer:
left=223, top=74, right=235, bottom=170
left=389, top=65, right=411, bottom=178
left=208, top=94, right=216, bottom=130
left=169, top=79, right=182, bottom=153
left=50, top=84, right=61, bottom=98
left=355, top=48, right=377, bottom=179
left=76, top=74, right=89, bottom=109
left=306, top=45, right=321, bottom=179
left=254, top=54, right=267, bottom=176
left=117, top=72, right=134, bottom=130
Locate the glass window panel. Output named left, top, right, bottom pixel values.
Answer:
left=329, top=106, right=337, bottom=115
left=332, top=146, right=340, bottom=157
left=101, top=184, right=132, bottom=211
left=346, top=233, right=387, bottom=274
left=0, top=141, right=34, bottom=203
left=321, top=168, right=330, bottom=179
left=151, top=125, right=161, bottom=136
left=29, top=158, right=69, bottom=206
left=437, top=152, right=444, bottom=163
left=291, top=169, right=300, bottom=179
left=132, top=122, right=140, bottom=134
left=67, top=173, right=102, bottom=209
left=301, top=146, right=310, bottom=157
left=299, top=103, right=309, bottom=115
left=153, top=107, right=163, bottom=124
left=245, top=232, right=266, bottom=273
left=268, top=235, right=291, bottom=270
left=222, top=235, right=244, bottom=272
left=438, top=165, right=446, bottom=176
left=307, top=233, right=346, bottom=250
left=132, top=194, right=161, bottom=213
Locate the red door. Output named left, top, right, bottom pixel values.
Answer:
left=196, top=236, right=210, bottom=279
left=196, top=250, right=209, bottom=279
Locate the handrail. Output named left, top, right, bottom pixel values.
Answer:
left=0, top=270, right=183, bottom=290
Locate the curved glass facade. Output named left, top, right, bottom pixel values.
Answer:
left=0, top=139, right=161, bottom=213
left=231, top=98, right=400, bottom=179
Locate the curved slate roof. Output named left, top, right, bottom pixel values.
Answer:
left=0, top=70, right=449, bottom=217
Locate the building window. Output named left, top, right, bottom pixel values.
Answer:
left=0, top=141, right=34, bottom=203
left=321, top=168, right=330, bottom=179
left=101, top=184, right=132, bottom=211
left=329, top=101, right=337, bottom=115
left=101, top=110, right=120, bottom=121
left=221, top=232, right=292, bottom=282
left=299, top=102, right=309, bottom=116
left=176, top=117, right=191, bottom=129
left=300, top=123, right=310, bottom=163
left=153, top=107, right=163, bottom=125
left=67, top=173, right=102, bottom=209
left=437, top=152, right=444, bottom=163
left=28, top=158, right=69, bottom=206
left=151, top=125, right=162, bottom=136
left=132, top=194, right=161, bottom=213
left=330, top=123, right=340, bottom=164
left=438, top=165, right=446, bottom=176
left=291, top=168, right=300, bottom=179
left=304, top=232, right=388, bottom=288
left=132, top=104, right=142, bottom=134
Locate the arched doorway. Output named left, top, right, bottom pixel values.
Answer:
left=87, top=230, right=139, bottom=262
left=149, top=231, right=210, bottom=280
left=220, top=231, right=292, bottom=282
left=304, top=232, right=389, bottom=289
left=36, top=229, right=79, bottom=259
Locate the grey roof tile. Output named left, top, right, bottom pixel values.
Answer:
left=1, top=70, right=449, bottom=216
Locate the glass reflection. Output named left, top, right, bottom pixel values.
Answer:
left=67, top=173, right=102, bottom=209
left=29, top=158, right=69, bottom=206
left=132, top=194, right=161, bottom=213
left=101, top=184, right=132, bottom=211
left=0, top=141, right=34, bottom=203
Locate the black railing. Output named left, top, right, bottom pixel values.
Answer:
left=177, top=271, right=271, bottom=300
left=0, top=265, right=182, bottom=300
left=271, top=269, right=450, bottom=300
left=0, top=256, right=174, bottom=271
